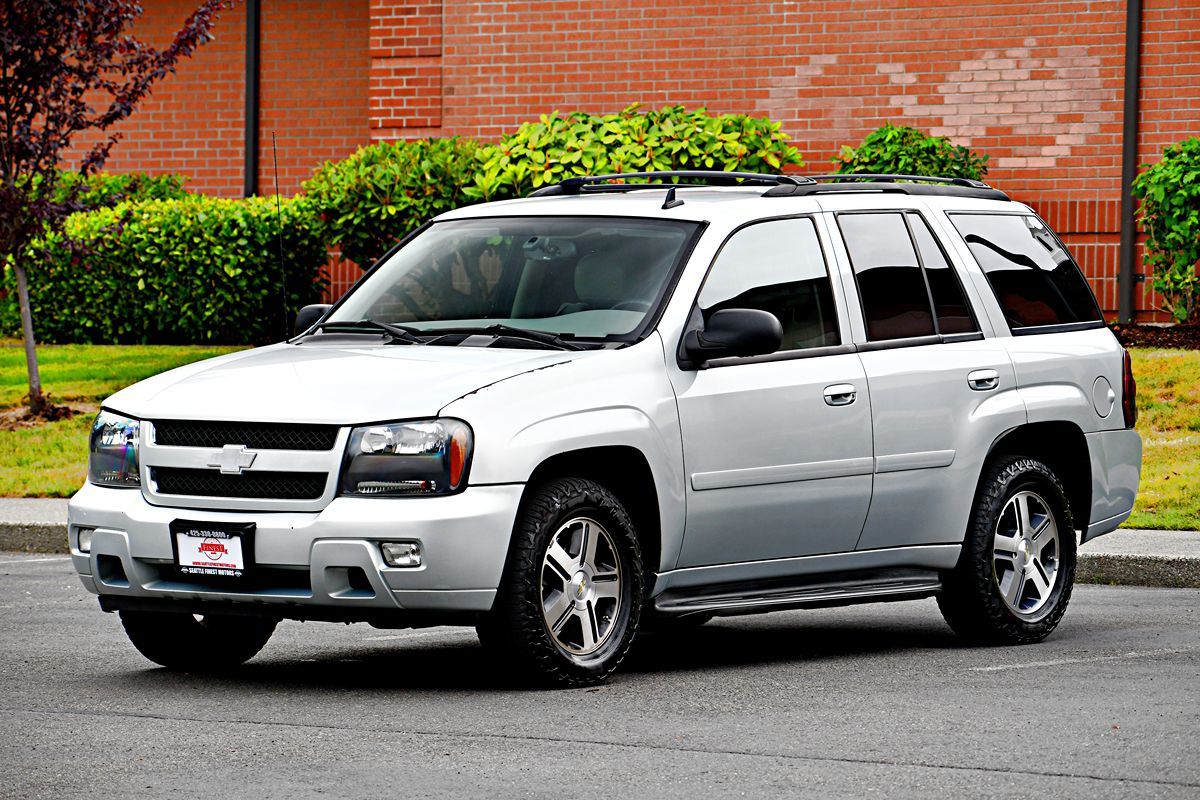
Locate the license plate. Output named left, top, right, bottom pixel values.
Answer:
left=170, top=519, right=255, bottom=580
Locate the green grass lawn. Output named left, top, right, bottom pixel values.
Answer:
left=0, top=343, right=243, bottom=497
left=1124, top=347, right=1200, bottom=530
left=0, top=343, right=242, bottom=408
left=0, top=343, right=1197, bottom=532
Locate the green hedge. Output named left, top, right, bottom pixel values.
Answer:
left=304, top=105, right=805, bottom=268
left=834, top=123, right=989, bottom=180
left=303, top=137, right=481, bottom=268
left=1131, top=137, right=1200, bottom=324
left=14, top=195, right=327, bottom=344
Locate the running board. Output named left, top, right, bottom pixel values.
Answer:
left=653, top=570, right=942, bottom=618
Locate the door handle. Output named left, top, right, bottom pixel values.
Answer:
left=967, top=369, right=1000, bottom=391
left=823, top=383, right=857, bottom=406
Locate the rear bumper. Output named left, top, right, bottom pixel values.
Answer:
left=1083, top=428, right=1142, bottom=542
left=66, top=481, right=523, bottom=617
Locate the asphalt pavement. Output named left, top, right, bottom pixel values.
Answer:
left=1, top=554, right=1197, bottom=799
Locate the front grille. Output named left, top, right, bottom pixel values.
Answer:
left=152, top=467, right=327, bottom=500
left=153, top=420, right=339, bottom=451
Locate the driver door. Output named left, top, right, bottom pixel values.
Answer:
left=668, top=217, right=874, bottom=569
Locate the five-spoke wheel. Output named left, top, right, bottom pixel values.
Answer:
left=541, top=517, right=622, bottom=655
left=992, top=490, right=1060, bottom=617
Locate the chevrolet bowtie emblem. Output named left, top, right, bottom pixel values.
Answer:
left=208, top=444, right=258, bottom=475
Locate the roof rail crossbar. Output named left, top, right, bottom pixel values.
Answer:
left=805, top=173, right=993, bottom=189
left=530, top=170, right=816, bottom=197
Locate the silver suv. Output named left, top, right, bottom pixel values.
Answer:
left=69, top=172, right=1142, bottom=686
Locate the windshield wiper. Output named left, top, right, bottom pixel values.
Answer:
left=313, top=318, right=426, bottom=345
left=440, top=324, right=582, bottom=351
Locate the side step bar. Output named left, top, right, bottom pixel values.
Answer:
left=653, top=570, right=942, bottom=618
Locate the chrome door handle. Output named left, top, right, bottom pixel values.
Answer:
left=823, top=383, right=857, bottom=406
left=967, top=369, right=1000, bottom=391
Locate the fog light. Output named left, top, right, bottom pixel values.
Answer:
left=380, top=541, right=422, bottom=568
left=76, top=527, right=94, bottom=554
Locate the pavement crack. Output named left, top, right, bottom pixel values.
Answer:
left=4, top=705, right=1198, bottom=790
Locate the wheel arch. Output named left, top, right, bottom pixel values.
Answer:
left=522, top=445, right=663, bottom=577
left=982, top=421, right=1092, bottom=533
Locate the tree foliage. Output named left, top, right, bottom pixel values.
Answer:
left=1131, top=138, right=1200, bottom=324
left=834, top=123, right=989, bottom=180
left=0, top=0, right=227, bottom=413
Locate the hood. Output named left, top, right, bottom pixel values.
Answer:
left=104, top=340, right=588, bottom=425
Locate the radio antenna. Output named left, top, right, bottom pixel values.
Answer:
left=272, top=131, right=288, bottom=339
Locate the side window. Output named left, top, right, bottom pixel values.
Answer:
left=907, top=213, right=979, bottom=335
left=949, top=213, right=1103, bottom=330
left=699, top=217, right=840, bottom=351
left=837, top=213, right=935, bottom=341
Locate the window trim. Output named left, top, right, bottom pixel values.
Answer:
left=834, top=209, right=982, bottom=344
left=902, top=211, right=982, bottom=336
left=677, top=213, right=845, bottom=370
left=946, top=210, right=1106, bottom=334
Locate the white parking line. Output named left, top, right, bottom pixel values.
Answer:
left=970, top=646, right=1197, bottom=672
left=364, top=629, right=474, bottom=642
left=0, top=556, right=72, bottom=565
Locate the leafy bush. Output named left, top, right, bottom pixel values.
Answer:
left=469, top=104, right=805, bottom=200
left=1, top=171, right=191, bottom=335
left=1131, top=138, right=1200, bottom=324
left=833, top=124, right=989, bottom=180
left=11, top=195, right=327, bottom=344
left=303, top=106, right=805, bottom=269
left=303, top=137, right=482, bottom=267
left=35, top=170, right=189, bottom=207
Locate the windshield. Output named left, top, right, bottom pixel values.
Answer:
left=326, top=216, right=700, bottom=340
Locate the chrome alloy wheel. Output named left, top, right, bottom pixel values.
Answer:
left=992, top=490, right=1060, bottom=617
left=540, top=517, right=622, bottom=655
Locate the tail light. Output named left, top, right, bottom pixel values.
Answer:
left=1121, top=349, right=1138, bottom=428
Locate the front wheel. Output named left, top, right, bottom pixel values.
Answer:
left=938, top=456, right=1077, bottom=644
left=119, top=610, right=278, bottom=670
left=477, top=477, right=644, bottom=687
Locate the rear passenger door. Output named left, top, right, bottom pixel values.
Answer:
left=830, top=209, right=1024, bottom=551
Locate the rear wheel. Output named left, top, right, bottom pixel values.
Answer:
left=119, top=610, right=278, bottom=670
left=939, top=456, right=1076, bottom=644
left=477, top=477, right=644, bottom=687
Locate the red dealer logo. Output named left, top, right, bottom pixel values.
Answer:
left=198, top=538, right=228, bottom=560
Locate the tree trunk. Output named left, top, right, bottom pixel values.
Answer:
left=12, top=260, right=46, bottom=416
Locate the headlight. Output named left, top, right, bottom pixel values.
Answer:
left=340, top=418, right=472, bottom=496
left=88, top=410, right=141, bottom=487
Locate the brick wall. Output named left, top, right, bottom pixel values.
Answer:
left=65, top=0, right=1200, bottom=317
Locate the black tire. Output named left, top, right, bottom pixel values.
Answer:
left=938, top=456, right=1077, bottom=644
left=119, top=610, right=278, bottom=670
left=477, top=477, right=645, bottom=687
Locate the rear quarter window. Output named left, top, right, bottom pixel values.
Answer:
left=948, top=213, right=1102, bottom=331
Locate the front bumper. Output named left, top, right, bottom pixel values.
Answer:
left=67, top=481, right=523, bottom=618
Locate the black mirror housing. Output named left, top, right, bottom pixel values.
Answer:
left=684, top=308, right=783, bottom=363
left=294, top=304, right=332, bottom=337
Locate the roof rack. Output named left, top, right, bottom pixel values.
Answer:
left=805, top=173, right=993, bottom=189
left=524, top=170, right=1010, bottom=202
left=765, top=173, right=1010, bottom=201
left=528, top=170, right=816, bottom=197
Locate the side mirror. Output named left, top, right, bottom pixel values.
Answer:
left=294, top=303, right=332, bottom=337
left=683, top=308, right=783, bottom=363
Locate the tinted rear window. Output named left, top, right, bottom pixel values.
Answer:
left=949, top=213, right=1102, bottom=330
left=837, top=213, right=936, bottom=341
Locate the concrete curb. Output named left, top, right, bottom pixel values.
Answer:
left=1076, top=554, right=1200, bottom=589
left=0, top=523, right=67, bottom=554
left=4, top=525, right=1200, bottom=589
